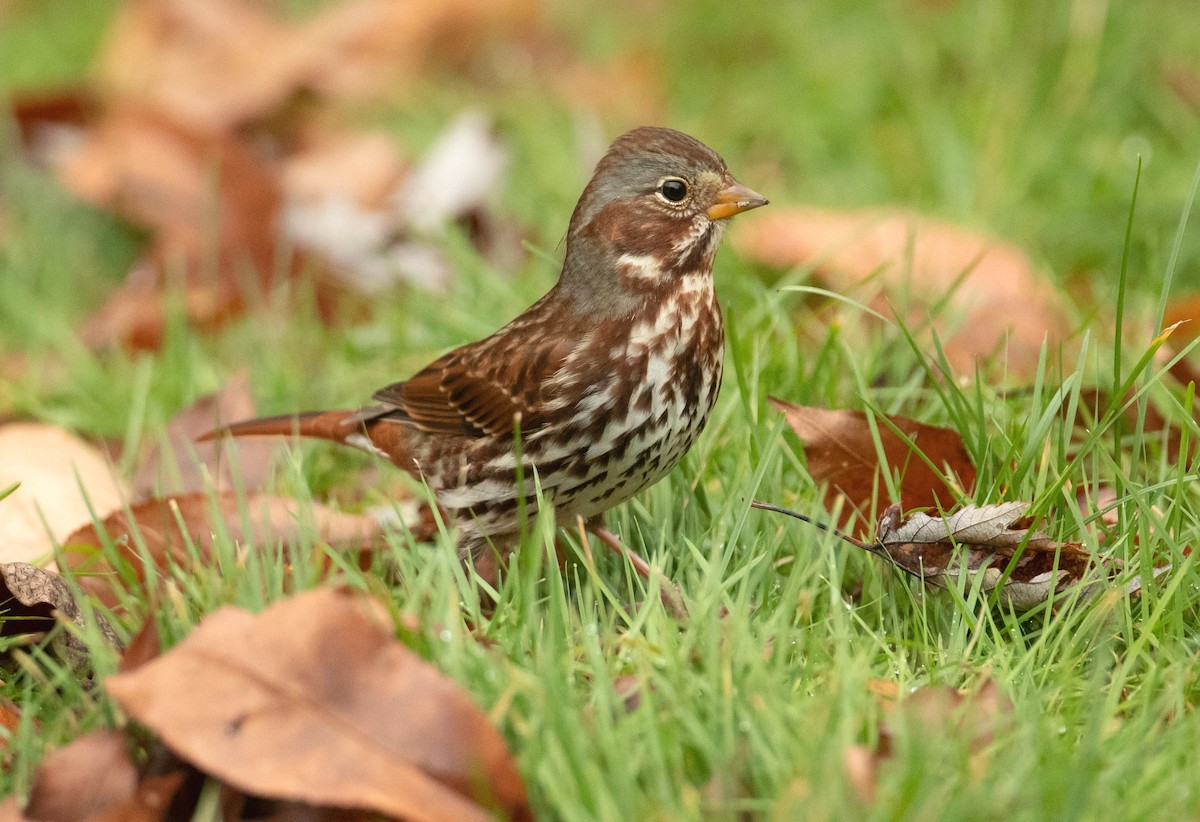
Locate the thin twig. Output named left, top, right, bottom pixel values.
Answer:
left=750, top=500, right=876, bottom=551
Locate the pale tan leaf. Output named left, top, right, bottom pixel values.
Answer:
left=736, top=207, right=1071, bottom=378
left=0, top=423, right=129, bottom=567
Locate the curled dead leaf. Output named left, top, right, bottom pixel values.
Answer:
left=105, top=587, right=532, bottom=821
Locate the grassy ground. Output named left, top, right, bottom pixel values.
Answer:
left=3, top=1, right=1200, bottom=819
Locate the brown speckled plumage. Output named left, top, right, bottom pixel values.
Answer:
left=207, top=127, right=767, bottom=568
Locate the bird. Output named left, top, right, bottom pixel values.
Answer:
left=203, top=126, right=767, bottom=582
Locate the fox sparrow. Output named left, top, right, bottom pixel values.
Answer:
left=206, top=127, right=766, bottom=578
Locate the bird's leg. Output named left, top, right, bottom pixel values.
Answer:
left=583, top=516, right=687, bottom=619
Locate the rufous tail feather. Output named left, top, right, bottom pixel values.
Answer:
left=198, top=410, right=361, bottom=445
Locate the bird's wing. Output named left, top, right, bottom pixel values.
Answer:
left=371, top=316, right=576, bottom=438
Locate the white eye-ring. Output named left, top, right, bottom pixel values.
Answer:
left=656, top=177, right=690, bottom=204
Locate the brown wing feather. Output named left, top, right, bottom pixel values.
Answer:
left=371, top=295, right=576, bottom=438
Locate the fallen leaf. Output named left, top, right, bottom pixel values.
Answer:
left=1161, top=292, right=1200, bottom=387
left=23, top=730, right=138, bottom=821
left=105, top=587, right=532, bottom=821
left=11, top=99, right=333, bottom=351
left=769, top=397, right=975, bottom=532
left=0, top=423, right=130, bottom=567
left=281, top=128, right=408, bottom=212
left=52, top=105, right=321, bottom=350
left=736, top=207, right=1071, bottom=378
left=61, top=492, right=384, bottom=610
left=119, top=618, right=163, bottom=674
left=133, top=372, right=277, bottom=498
left=0, top=695, right=20, bottom=736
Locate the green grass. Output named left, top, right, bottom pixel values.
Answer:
left=3, top=1, right=1200, bottom=819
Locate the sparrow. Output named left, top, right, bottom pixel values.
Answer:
left=205, top=126, right=767, bottom=581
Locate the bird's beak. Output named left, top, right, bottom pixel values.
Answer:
left=707, top=180, right=769, bottom=221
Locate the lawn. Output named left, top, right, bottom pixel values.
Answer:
left=2, top=1, right=1199, bottom=819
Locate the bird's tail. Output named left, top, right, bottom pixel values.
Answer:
left=200, top=407, right=413, bottom=468
left=199, top=410, right=363, bottom=446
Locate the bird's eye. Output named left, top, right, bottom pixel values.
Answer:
left=658, top=178, right=689, bottom=203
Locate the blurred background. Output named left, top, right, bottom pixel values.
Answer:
left=0, top=0, right=1198, bottom=407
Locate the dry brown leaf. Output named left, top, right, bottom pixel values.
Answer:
left=1161, top=292, right=1200, bottom=387
left=0, top=423, right=130, bottom=567
left=736, top=207, right=1071, bottom=378
left=23, top=730, right=138, bottom=821
left=133, top=372, right=276, bottom=498
left=0, top=695, right=20, bottom=736
left=105, top=587, right=532, bottom=822
left=769, top=397, right=975, bottom=532
left=119, top=618, right=163, bottom=675
left=10, top=98, right=336, bottom=350
left=61, top=492, right=383, bottom=610
left=48, top=104, right=319, bottom=350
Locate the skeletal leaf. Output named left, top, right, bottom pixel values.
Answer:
left=754, top=500, right=1160, bottom=610
left=0, top=562, right=122, bottom=662
left=873, top=503, right=1098, bottom=609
